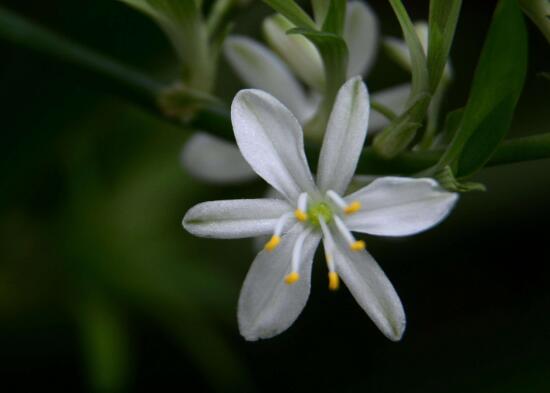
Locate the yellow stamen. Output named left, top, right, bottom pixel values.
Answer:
left=294, top=209, right=308, bottom=222
left=350, top=240, right=366, bottom=251
left=328, top=272, right=340, bottom=291
left=264, top=235, right=281, bottom=251
left=284, top=271, right=300, bottom=285
left=344, top=201, right=362, bottom=214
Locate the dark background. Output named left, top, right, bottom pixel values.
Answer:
left=1, top=0, right=549, bottom=392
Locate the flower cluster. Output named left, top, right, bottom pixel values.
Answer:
left=182, top=1, right=414, bottom=183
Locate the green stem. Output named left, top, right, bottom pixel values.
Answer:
left=1, top=6, right=549, bottom=175
left=0, top=6, right=161, bottom=110
left=356, top=133, right=550, bottom=175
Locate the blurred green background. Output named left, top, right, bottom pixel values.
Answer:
left=1, top=0, right=549, bottom=392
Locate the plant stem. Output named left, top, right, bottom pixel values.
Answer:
left=0, top=6, right=161, bottom=110
left=1, top=6, right=549, bottom=175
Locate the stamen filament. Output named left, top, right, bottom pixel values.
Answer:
left=334, top=216, right=366, bottom=252
left=265, top=212, right=294, bottom=251
left=327, top=190, right=362, bottom=215
left=326, top=190, right=348, bottom=209
left=285, top=228, right=310, bottom=285
left=319, top=217, right=340, bottom=291
left=295, top=192, right=309, bottom=222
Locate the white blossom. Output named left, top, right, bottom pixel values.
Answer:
left=182, top=78, right=458, bottom=341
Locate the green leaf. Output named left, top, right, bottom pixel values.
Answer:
left=262, top=0, right=317, bottom=30
left=372, top=0, right=430, bottom=158
left=321, top=0, right=347, bottom=36
left=438, top=0, right=527, bottom=177
left=427, top=0, right=462, bottom=92
left=388, top=0, right=429, bottom=98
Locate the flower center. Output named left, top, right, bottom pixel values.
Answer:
left=306, top=201, right=333, bottom=228
left=264, top=190, right=365, bottom=290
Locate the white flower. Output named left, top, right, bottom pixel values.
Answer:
left=182, top=77, right=458, bottom=341
left=182, top=1, right=410, bottom=183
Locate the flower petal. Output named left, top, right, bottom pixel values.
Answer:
left=345, top=177, right=458, bottom=237
left=183, top=198, right=291, bottom=239
left=181, top=133, right=256, bottom=183
left=332, top=232, right=406, bottom=341
left=238, top=225, right=321, bottom=340
left=344, top=1, right=379, bottom=77
left=263, top=14, right=325, bottom=91
left=317, top=77, right=370, bottom=195
left=369, top=83, right=411, bottom=131
left=223, top=36, right=314, bottom=124
left=231, top=89, right=317, bottom=201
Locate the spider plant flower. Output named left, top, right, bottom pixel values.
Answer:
left=182, top=1, right=410, bottom=183
left=182, top=77, right=458, bottom=341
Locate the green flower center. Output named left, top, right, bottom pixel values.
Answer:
left=307, top=202, right=333, bottom=228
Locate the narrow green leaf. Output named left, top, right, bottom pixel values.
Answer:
left=373, top=0, right=430, bottom=158
left=388, top=0, right=429, bottom=98
left=321, top=0, right=347, bottom=36
left=438, top=0, right=527, bottom=177
left=427, top=0, right=462, bottom=92
left=262, top=0, right=317, bottom=30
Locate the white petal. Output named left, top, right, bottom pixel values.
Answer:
left=344, top=1, right=379, bottom=77
left=183, top=198, right=291, bottom=239
left=238, top=225, right=321, bottom=340
left=231, top=89, right=317, bottom=201
left=332, top=232, right=406, bottom=341
left=345, top=177, right=458, bottom=237
left=369, top=83, right=411, bottom=131
left=263, top=14, right=325, bottom=91
left=223, top=36, right=314, bottom=124
left=181, top=133, right=256, bottom=183
left=317, top=77, right=369, bottom=195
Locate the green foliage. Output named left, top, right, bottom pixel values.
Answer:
left=373, top=0, right=430, bottom=158
left=321, top=0, right=346, bottom=36
left=427, top=0, right=462, bottom=92
left=262, top=0, right=317, bottom=29
left=438, top=0, right=528, bottom=178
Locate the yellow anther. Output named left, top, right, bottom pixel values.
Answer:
left=264, top=235, right=281, bottom=251
left=350, top=240, right=366, bottom=251
left=284, top=272, right=300, bottom=285
left=344, top=201, right=362, bottom=215
left=294, top=209, right=308, bottom=222
left=328, top=272, right=340, bottom=291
